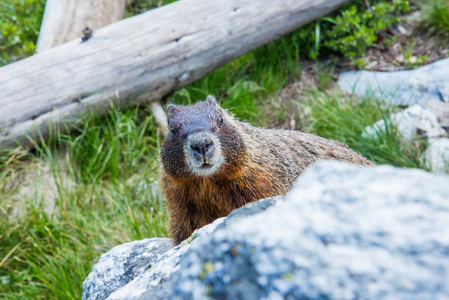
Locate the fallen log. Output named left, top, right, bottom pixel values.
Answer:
left=0, top=0, right=351, bottom=149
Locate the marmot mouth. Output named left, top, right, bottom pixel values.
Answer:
left=199, top=163, right=213, bottom=169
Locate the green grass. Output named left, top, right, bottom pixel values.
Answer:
left=0, top=107, right=167, bottom=299
left=299, top=89, right=428, bottom=168
left=419, top=0, right=449, bottom=42
left=0, top=0, right=436, bottom=299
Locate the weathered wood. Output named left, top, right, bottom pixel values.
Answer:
left=37, top=0, right=129, bottom=52
left=0, top=0, right=351, bottom=149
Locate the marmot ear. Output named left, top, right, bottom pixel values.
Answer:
left=166, top=103, right=181, bottom=119
left=206, top=95, right=218, bottom=106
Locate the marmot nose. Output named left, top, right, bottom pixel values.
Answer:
left=190, top=139, right=213, bottom=156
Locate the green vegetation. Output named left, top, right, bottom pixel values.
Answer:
left=399, top=37, right=429, bottom=68
left=299, top=89, right=428, bottom=168
left=0, top=0, right=437, bottom=299
left=297, top=0, right=410, bottom=59
left=419, top=0, right=449, bottom=42
left=125, top=0, right=178, bottom=17
left=328, top=0, right=409, bottom=57
left=0, top=107, right=167, bottom=299
left=0, top=0, right=45, bottom=66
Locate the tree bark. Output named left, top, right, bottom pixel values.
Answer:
left=0, top=0, right=351, bottom=149
left=36, top=0, right=129, bottom=52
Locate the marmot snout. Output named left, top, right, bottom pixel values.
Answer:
left=185, top=130, right=224, bottom=176
left=160, top=95, right=374, bottom=245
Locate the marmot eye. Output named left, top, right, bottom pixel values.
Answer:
left=218, top=116, right=223, bottom=125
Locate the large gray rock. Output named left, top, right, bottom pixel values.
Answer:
left=338, top=57, right=449, bottom=107
left=83, top=161, right=449, bottom=300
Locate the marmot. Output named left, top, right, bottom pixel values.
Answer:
left=160, top=96, right=374, bottom=245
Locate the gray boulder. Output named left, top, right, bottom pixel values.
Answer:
left=83, top=161, right=449, bottom=300
left=338, top=57, right=449, bottom=107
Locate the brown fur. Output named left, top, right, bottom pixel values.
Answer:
left=160, top=96, right=374, bottom=245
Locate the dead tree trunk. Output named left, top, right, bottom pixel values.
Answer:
left=37, top=0, right=129, bottom=52
left=0, top=0, right=351, bottom=149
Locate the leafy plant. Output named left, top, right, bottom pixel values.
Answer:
left=0, top=0, right=45, bottom=66
left=322, top=0, right=410, bottom=58
left=294, top=0, right=409, bottom=60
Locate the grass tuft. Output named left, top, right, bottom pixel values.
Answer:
left=299, top=88, right=428, bottom=169
left=419, top=0, right=449, bottom=42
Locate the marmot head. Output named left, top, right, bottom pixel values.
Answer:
left=160, top=96, right=246, bottom=178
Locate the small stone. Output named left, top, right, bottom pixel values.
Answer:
left=422, top=138, right=449, bottom=174
left=397, top=25, right=410, bottom=36
left=408, top=56, right=417, bottom=64
left=426, top=99, right=449, bottom=127
left=365, top=60, right=378, bottom=69
left=363, top=105, right=446, bottom=139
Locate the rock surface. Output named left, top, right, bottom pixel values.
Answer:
left=83, top=161, right=449, bottom=300
left=426, top=99, right=449, bottom=128
left=361, top=105, right=448, bottom=173
left=423, top=138, right=449, bottom=174
left=338, top=57, right=449, bottom=107
left=82, top=238, right=173, bottom=300
left=363, top=104, right=446, bottom=139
